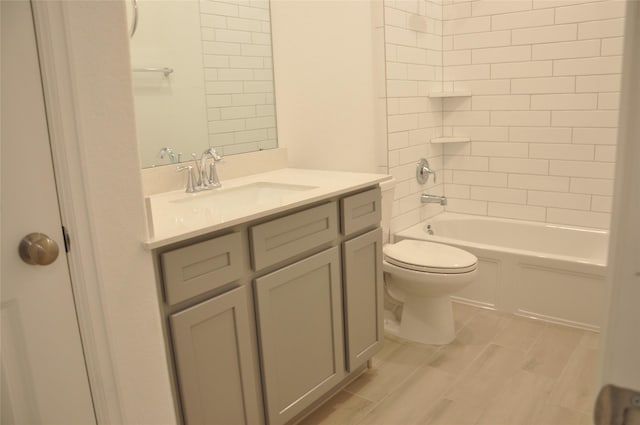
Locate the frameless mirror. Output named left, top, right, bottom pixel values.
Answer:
left=129, top=0, right=278, bottom=168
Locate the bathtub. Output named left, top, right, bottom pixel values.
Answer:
left=394, top=213, right=609, bottom=331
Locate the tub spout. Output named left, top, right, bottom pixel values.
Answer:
left=421, top=194, right=447, bottom=206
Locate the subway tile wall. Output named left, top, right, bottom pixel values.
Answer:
left=384, top=0, right=446, bottom=235
left=200, top=0, right=278, bottom=155
left=385, top=0, right=625, bottom=232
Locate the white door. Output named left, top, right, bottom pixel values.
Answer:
left=0, top=1, right=97, bottom=423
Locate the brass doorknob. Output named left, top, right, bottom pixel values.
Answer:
left=19, top=233, right=59, bottom=266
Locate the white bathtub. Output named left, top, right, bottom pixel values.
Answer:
left=394, top=213, right=609, bottom=331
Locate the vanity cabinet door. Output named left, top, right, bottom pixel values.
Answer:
left=255, top=247, right=344, bottom=425
left=170, top=286, right=261, bottom=425
left=343, top=228, right=384, bottom=371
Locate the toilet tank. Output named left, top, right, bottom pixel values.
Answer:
left=379, top=178, right=395, bottom=245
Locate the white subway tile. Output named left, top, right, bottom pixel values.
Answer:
left=219, top=106, right=256, bottom=120
left=472, top=95, right=531, bottom=110
left=547, top=208, right=610, bottom=229
left=488, top=202, right=546, bottom=222
left=444, top=50, right=472, bottom=66
left=492, top=61, right=552, bottom=79
left=533, top=0, right=604, bottom=8
left=245, top=116, right=275, bottom=130
left=388, top=114, right=420, bottom=132
left=471, top=186, right=528, bottom=204
left=208, top=118, right=245, bottom=134
left=554, top=56, right=623, bottom=77
left=601, top=37, right=624, bottom=56
left=386, top=26, right=418, bottom=46
left=387, top=80, right=419, bottom=97
left=251, top=32, right=271, bottom=45
left=384, top=7, right=408, bottom=27
left=490, top=157, right=549, bottom=175
left=207, top=108, right=220, bottom=121
left=445, top=184, right=471, bottom=199
left=217, top=68, right=254, bottom=81
left=241, top=44, right=272, bottom=57
left=206, top=94, right=233, bottom=107
left=509, top=174, right=570, bottom=192
left=454, top=79, right=511, bottom=95
left=216, top=29, right=252, bottom=43
left=444, top=111, right=491, bottom=126
left=407, top=13, right=430, bottom=33
left=408, top=64, right=437, bottom=80
left=491, top=8, right=554, bottom=30
left=418, top=32, right=442, bottom=50
left=578, top=18, right=625, bottom=40
left=530, top=93, right=598, bottom=110
left=453, top=170, right=508, bottom=187
left=444, top=142, right=472, bottom=156
left=444, top=155, right=489, bottom=171
left=573, top=127, right=618, bottom=145
left=256, top=104, right=275, bottom=116
left=206, top=81, right=243, bottom=94
left=418, top=112, right=442, bottom=128
left=510, top=127, right=572, bottom=143
left=473, top=46, right=531, bottom=64
left=511, top=77, right=575, bottom=94
left=244, top=81, right=274, bottom=93
left=576, top=75, right=622, bottom=93
left=529, top=143, right=594, bottom=160
left=472, top=141, right=529, bottom=158
left=201, top=14, right=227, bottom=28
left=226, top=17, right=262, bottom=32
left=387, top=98, right=429, bottom=115
left=253, top=69, right=273, bottom=81
left=453, top=126, right=510, bottom=141
left=411, top=127, right=439, bottom=146
left=386, top=62, right=408, bottom=80
left=491, top=111, right=550, bottom=126
left=532, top=39, right=600, bottom=60
left=443, top=97, right=472, bottom=112
left=552, top=111, right=619, bottom=128
left=555, top=1, right=626, bottom=24
left=204, top=55, right=230, bottom=68
left=229, top=56, right=263, bottom=68
left=443, top=16, right=491, bottom=35
left=443, top=2, right=471, bottom=20
left=453, top=31, right=511, bottom=50
left=446, top=63, right=493, bottom=81
left=595, top=145, right=617, bottom=162
left=591, top=196, right=613, bottom=213
left=528, top=191, right=591, bottom=210
left=203, top=41, right=242, bottom=56
left=570, top=177, right=614, bottom=196
left=512, top=24, right=577, bottom=45
left=598, top=92, right=620, bottom=110
left=472, top=0, right=532, bottom=17
left=396, top=46, right=428, bottom=64
left=446, top=199, right=488, bottom=215
left=238, top=5, right=270, bottom=21
left=549, top=160, right=615, bottom=179
left=388, top=132, right=410, bottom=150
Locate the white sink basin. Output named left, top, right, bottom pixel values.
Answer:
left=171, top=182, right=317, bottom=207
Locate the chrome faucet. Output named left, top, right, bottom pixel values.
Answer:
left=159, top=147, right=180, bottom=163
left=201, top=148, right=223, bottom=188
left=176, top=165, right=197, bottom=193
left=421, top=194, right=447, bottom=206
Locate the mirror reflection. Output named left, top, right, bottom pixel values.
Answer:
left=129, top=0, right=278, bottom=168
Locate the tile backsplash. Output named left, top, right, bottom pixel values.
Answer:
left=385, top=0, right=625, bottom=231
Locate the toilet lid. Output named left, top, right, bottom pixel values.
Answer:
left=383, top=239, right=477, bottom=274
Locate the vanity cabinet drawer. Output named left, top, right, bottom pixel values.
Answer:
left=340, top=187, right=381, bottom=236
left=250, top=202, right=338, bottom=271
left=161, top=232, right=245, bottom=305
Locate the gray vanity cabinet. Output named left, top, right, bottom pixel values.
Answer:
left=170, top=286, right=261, bottom=425
left=342, top=228, right=384, bottom=371
left=254, top=247, right=345, bottom=425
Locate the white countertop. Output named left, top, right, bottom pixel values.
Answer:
left=144, top=168, right=391, bottom=249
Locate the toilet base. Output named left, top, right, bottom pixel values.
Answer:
left=390, top=295, right=456, bottom=345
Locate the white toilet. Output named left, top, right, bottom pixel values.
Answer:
left=380, top=179, right=478, bottom=345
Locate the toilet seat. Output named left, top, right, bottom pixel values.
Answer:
left=383, top=239, right=477, bottom=274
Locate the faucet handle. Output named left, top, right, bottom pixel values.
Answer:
left=416, top=158, right=436, bottom=184
left=176, top=165, right=197, bottom=193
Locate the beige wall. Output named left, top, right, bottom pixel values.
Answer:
left=271, top=0, right=387, bottom=174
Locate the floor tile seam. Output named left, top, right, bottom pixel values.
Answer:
left=439, top=342, right=494, bottom=398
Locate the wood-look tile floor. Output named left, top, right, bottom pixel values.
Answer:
left=299, top=303, right=599, bottom=425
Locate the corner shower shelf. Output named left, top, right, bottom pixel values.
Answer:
left=431, top=137, right=471, bottom=144
left=427, top=91, right=471, bottom=98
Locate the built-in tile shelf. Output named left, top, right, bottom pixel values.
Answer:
left=431, top=137, right=471, bottom=144
left=427, top=92, right=471, bottom=98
